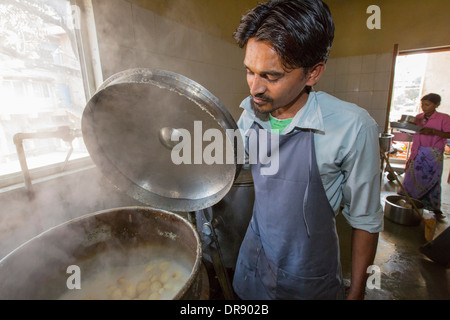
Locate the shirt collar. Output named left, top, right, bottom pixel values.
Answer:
left=240, top=91, right=325, bottom=133
left=419, top=111, right=440, bottom=120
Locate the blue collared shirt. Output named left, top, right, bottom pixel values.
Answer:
left=237, top=91, right=384, bottom=233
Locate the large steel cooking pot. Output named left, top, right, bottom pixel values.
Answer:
left=81, top=68, right=249, bottom=291
left=384, top=195, right=424, bottom=226
left=196, top=166, right=254, bottom=269
left=0, top=207, right=208, bottom=300
left=82, top=68, right=242, bottom=212
left=0, top=69, right=248, bottom=300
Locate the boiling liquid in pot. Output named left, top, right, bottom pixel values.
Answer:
left=59, top=245, right=192, bottom=300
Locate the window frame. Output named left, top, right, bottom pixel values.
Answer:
left=0, top=0, right=102, bottom=191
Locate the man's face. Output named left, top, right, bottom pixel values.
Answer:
left=421, top=100, right=439, bottom=117
left=243, top=38, right=310, bottom=116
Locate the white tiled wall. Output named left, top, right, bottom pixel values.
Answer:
left=91, top=0, right=249, bottom=122
left=315, top=53, right=394, bottom=133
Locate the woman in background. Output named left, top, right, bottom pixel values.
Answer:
left=400, top=93, right=450, bottom=222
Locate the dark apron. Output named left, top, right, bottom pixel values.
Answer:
left=233, top=123, right=344, bottom=300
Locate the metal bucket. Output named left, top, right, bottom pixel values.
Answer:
left=384, top=195, right=424, bottom=226
left=0, top=207, right=209, bottom=300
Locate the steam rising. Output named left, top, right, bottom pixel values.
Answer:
left=1, top=0, right=245, bottom=300
left=0, top=208, right=200, bottom=300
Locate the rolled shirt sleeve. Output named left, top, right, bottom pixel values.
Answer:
left=340, top=122, right=384, bottom=233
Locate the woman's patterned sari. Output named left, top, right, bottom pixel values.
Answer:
left=399, top=146, right=444, bottom=211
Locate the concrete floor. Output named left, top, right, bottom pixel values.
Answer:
left=338, top=156, right=450, bottom=300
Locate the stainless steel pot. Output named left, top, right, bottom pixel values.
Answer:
left=0, top=207, right=209, bottom=300
left=80, top=69, right=250, bottom=295
left=0, top=69, right=247, bottom=300
left=384, top=195, right=424, bottom=226
left=379, top=133, right=394, bottom=153
left=196, top=167, right=254, bottom=269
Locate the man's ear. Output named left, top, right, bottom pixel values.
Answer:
left=306, top=62, right=326, bottom=87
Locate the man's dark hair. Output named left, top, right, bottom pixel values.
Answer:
left=421, top=93, right=441, bottom=106
left=233, top=0, right=335, bottom=71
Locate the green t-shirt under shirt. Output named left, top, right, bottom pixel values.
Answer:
left=269, top=114, right=293, bottom=134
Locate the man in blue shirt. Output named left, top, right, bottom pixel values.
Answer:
left=232, top=0, right=383, bottom=300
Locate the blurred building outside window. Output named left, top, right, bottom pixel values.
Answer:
left=0, top=0, right=100, bottom=189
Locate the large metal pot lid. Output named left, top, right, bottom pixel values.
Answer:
left=82, top=68, right=242, bottom=212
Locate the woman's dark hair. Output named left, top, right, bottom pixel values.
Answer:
left=421, top=93, right=441, bottom=105
left=233, top=0, right=335, bottom=71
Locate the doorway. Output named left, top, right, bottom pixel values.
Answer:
left=388, top=47, right=450, bottom=165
